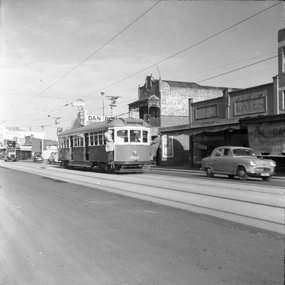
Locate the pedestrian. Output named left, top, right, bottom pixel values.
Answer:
left=104, top=128, right=115, bottom=168
left=41, top=150, right=49, bottom=168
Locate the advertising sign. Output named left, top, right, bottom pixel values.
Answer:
left=85, top=115, right=112, bottom=125
left=247, top=121, right=285, bottom=155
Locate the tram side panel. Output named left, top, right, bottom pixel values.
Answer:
left=89, top=145, right=108, bottom=163
left=114, top=145, right=150, bottom=165
left=58, top=148, right=71, bottom=161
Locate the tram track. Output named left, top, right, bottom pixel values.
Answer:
left=1, top=161, right=284, bottom=234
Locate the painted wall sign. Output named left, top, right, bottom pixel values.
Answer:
left=234, top=95, right=266, bottom=116
left=195, top=104, right=217, bottom=120
left=161, top=92, right=189, bottom=116
left=247, top=121, right=285, bottom=155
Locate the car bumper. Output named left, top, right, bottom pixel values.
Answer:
left=247, top=166, right=275, bottom=177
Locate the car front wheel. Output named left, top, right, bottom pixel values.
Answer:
left=205, top=168, right=214, bottom=177
left=237, top=166, right=248, bottom=181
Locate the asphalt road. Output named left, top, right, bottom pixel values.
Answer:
left=0, top=167, right=284, bottom=285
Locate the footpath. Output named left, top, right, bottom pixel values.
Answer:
left=149, top=164, right=285, bottom=180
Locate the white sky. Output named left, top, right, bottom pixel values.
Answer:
left=0, top=0, right=284, bottom=139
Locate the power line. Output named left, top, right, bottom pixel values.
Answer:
left=197, top=55, right=277, bottom=83
left=18, top=0, right=162, bottom=109
left=82, top=1, right=281, bottom=99
left=3, top=1, right=280, bottom=124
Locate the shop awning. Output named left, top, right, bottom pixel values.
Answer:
left=159, top=122, right=241, bottom=136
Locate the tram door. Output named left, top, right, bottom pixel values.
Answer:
left=70, top=136, right=74, bottom=160
left=85, top=133, right=89, bottom=161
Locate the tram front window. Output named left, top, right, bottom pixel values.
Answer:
left=130, top=130, right=141, bottom=142
left=116, top=130, right=128, bottom=143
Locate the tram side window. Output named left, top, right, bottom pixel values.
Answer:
left=73, top=137, right=79, bottom=147
left=89, top=133, right=94, bottom=146
left=142, top=131, right=148, bottom=143
left=117, top=130, right=128, bottom=143
left=99, top=132, right=103, bottom=145
left=130, top=130, right=141, bottom=142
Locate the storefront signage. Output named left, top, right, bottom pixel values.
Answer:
left=247, top=121, right=285, bottom=155
left=195, top=104, right=217, bottom=120
left=234, top=97, right=266, bottom=116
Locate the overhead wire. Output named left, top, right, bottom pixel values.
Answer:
left=17, top=0, right=163, bottom=109
left=3, top=1, right=281, bottom=126
left=81, top=1, right=281, bottom=100
left=197, top=55, right=277, bottom=83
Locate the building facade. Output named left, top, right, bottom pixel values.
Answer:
left=159, top=28, right=285, bottom=170
left=128, top=75, right=235, bottom=164
left=0, top=126, right=56, bottom=159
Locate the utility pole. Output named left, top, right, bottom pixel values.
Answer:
left=101, top=92, right=105, bottom=117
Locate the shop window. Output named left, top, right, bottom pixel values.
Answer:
left=282, top=91, right=285, bottom=110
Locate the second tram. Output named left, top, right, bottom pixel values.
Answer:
left=58, top=118, right=151, bottom=173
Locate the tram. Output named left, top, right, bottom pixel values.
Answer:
left=58, top=117, right=151, bottom=173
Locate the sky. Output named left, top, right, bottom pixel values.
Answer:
left=0, top=0, right=284, bottom=140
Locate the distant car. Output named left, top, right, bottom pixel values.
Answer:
left=4, top=152, right=17, bottom=162
left=201, top=146, right=276, bottom=181
left=48, top=151, right=58, bottom=164
left=32, top=152, right=43, bottom=162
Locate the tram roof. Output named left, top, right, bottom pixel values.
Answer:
left=58, top=117, right=149, bottom=137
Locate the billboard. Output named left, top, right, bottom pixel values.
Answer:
left=247, top=121, right=285, bottom=155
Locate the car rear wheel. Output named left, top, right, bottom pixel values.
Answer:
left=237, top=166, right=248, bottom=181
left=205, top=168, right=214, bottom=177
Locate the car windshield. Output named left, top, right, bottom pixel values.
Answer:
left=232, top=148, right=255, bottom=157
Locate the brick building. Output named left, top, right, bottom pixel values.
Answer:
left=128, top=75, right=236, bottom=164
left=159, top=28, right=285, bottom=170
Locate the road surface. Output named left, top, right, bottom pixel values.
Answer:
left=0, top=164, right=284, bottom=285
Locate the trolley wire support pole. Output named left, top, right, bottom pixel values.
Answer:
left=101, top=92, right=105, bottom=117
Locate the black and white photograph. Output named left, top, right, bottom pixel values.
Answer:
left=0, top=0, right=284, bottom=284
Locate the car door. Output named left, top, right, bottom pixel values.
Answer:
left=219, top=148, right=235, bottom=174
left=212, top=148, right=223, bottom=172
left=213, top=148, right=234, bottom=173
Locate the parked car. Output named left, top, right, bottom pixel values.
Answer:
left=201, top=146, right=276, bottom=181
left=4, top=152, right=17, bottom=162
left=32, top=152, right=43, bottom=162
